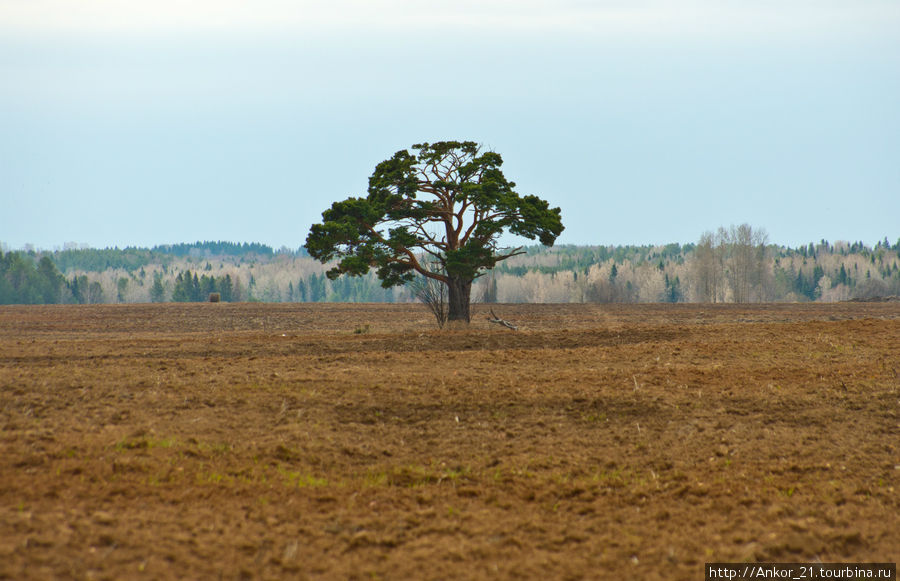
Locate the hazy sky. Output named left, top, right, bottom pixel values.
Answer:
left=2, top=0, right=898, bottom=250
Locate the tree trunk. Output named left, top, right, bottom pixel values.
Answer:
left=447, top=276, right=473, bottom=322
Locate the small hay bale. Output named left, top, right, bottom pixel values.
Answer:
left=208, top=292, right=221, bottom=303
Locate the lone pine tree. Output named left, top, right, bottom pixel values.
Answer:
left=305, top=141, right=564, bottom=322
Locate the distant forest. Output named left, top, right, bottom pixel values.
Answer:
left=2, top=231, right=899, bottom=305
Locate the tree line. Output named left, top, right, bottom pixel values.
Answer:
left=0, top=253, right=66, bottom=304
left=2, top=231, right=899, bottom=305
left=46, top=240, right=279, bottom=274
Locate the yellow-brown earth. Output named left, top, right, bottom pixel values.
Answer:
left=1, top=302, right=898, bottom=580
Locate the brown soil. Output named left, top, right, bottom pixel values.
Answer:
left=1, top=302, right=898, bottom=580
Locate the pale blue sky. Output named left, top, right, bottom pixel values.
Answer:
left=2, top=0, right=898, bottom=250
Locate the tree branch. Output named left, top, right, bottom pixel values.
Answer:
left=492, top=246, right=526, bottom=261
left=358, top=223, right=448, bottom=283
left=459, top=205, right=486, bottom=246
left=486, top=308, right=517, bottom=331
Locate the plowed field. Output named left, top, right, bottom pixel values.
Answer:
left=1, top=302, right=898, bottom=580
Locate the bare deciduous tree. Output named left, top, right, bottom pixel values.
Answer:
left=410, top=262, right=448, bottom=328
left=693, top=231, right=725, bottom=302
left=723, top=224, right=769, bottom=303
left=692, top=225, right=768, bottom=303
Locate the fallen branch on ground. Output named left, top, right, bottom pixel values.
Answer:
left=486, top=308, right=518, bottom=331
